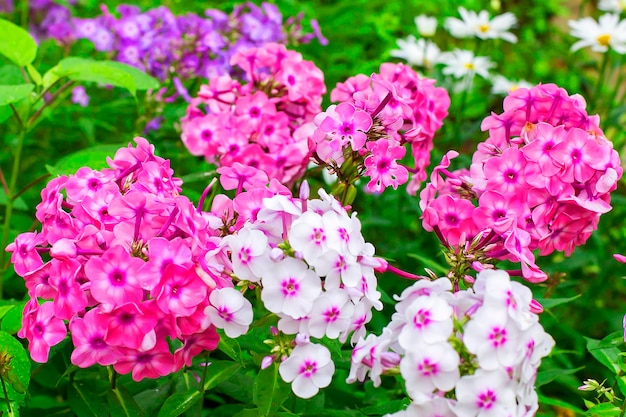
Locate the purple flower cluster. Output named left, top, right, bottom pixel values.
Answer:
left=25, top=1, right=326, bottom=81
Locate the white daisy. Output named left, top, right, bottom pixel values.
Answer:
left=568, top=13, right=626, bottom=53
left=437, top=49, right=494, bottom=79
left=598, top=0, right=626, bottom=13
left=444, top=7, right=518, bottom=43
left=414, top=14, right=437, bottom=37
left=490, top=75, right=534, bottom=95
left=390, top=35, right=441, bottom=68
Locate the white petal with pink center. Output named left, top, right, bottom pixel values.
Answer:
left=205, top=287, right=253, bottom=338
left=400, top=342, right=460, bottom=402
left=279, top=342, right=335, bottom=399
left=260, top=258, right=322, bottom=318
left=397, top=294, right=453, bottom=349
left=454, top=369, right=516, bottom=417
left=463, top=307, right=522, bottom=370
left=289, top=211, right=329, bottom=264
left=307, top=289, right=354, bottom=339
left=321, top=210, right=365, bottom=257
left=227, top=228, right=270, bottom=283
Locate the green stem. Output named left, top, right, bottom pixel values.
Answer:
left=0, top=127, right=26, bottom=298
left=28, top=81, right=75, bottom=128
left=0, top=377, right=13, bottom=417
left=591, top=52, right=610, bottom=112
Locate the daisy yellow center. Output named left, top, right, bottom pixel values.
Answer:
left=597, top=34, right=611, bottom=47
left=464, top=62, right=475, bottom=70
left=509, top=84, right=519, bottom=92
left=478, top=24, right=490, bottom=33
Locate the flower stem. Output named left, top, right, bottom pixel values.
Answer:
left=0, top=376, right=13, bottom=417
left=591, top=52, right=610, bottom=112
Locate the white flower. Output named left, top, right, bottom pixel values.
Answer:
left=260, top=257, right=322, bottom=318
left=438, top=49, right=494, bottom=79
left=400, top=342, right=460, bottom=402
left=598, top=0, right=626, bottom=13
left=307, top=289, right=354, bottom=339
left=490, top=75, right=534, bottom=95
left=454, top=369, right=517, bottom=417
left=445, top=7, right=518, bottom=43
left=204, top=287, right=253, bottom=338
left=279, top=342, right=335, bottom=398
left=568, top=13, right=626, bottom=53
left=397, top=294, right=454, bottom=348
left=415, top=15, right=438, bottom=37
left=226, top=228, right=269, bottom=283
left=390, top=35, right=441, bottom=68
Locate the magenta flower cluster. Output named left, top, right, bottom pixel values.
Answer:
left=181, top=43, right=326, bottom=185
left=311, top=63, right=450, bottom=193
left=349, top=269, right=554, bottom=417
left=420, top=84, right=622, bottom=282
left=7, top=138, right=235, bottom=381
left=26, top=1, right=325, bottom=81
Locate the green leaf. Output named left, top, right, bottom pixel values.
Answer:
left=157, top=389, right=202, bottom=417
left=535, top=366, right=584, bottom=387
left=68, top=380, right=109, bottom=417
left=0, top=305, right=15, bottom=321
left=233, top=409, right=260, bottom=417
left=202, top=361, right=241, bottom=392
left=407, top=252, right=449, bottom=275
left=45, top=144, right=124, bottom=176
left=536, top=294, right=582, bottom=309
left=217, top=337, right=242, bottom=364
left=108, top=387, right=145, bottom=417
left=584, top=402, right=622, bottom=416
left=0, top=188, right=29, bottom=210
left=0, top=84, right=33, bottom=106
left=45, top=58, right=136, bottom=96
left=538, top=394, right=585, bottom=415
left=360, top=399, right=410, bottom=415
left=0, top=18, right=37, bottom=66
left=253, top=363, right=291, bottom=417
left=0, top=330, right=30, bottom=397
left=586, top=336, right=621, bottom=374
left=0, top=301, right=26, bottom=335
left=104, top=62, right=159, bottom=90
left=133, top=381, right=172, bottom=415
left=26, top=64, right=42, bottom=86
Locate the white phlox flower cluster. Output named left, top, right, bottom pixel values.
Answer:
left=224, top=189, right=384, bottom=398
left=347, top=269, right=554, bottom=417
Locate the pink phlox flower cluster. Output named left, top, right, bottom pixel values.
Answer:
left=181, top=43, right=325, bottom=185
left=351, top=270, right=554, bottom=417
left=310, top=62, right=449, bottom=193
left=7, top=138, right=250, bottom=380
left=220, top=185, right=385, bottom=397
left=420, top=84, right=622, bottom=282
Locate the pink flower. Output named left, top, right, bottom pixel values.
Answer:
left=6, top=232, right=46, bottom=277
left=364, top=139, right=409, bottom=192
left=316, top=102, right=372, bottom=151
left=70, top=308, right=120, bottom=368
left=21, top=301, right=67, bottom=363
left=153, top=265, right=208, bottom=316
left=217, top=163, right=268, bottom=193
left=114, top=340, right=177, bottom=382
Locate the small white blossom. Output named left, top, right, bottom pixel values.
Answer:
left=390, top=36, right=441, bottom=68
left=445, top=7, right=518, bottom=43
left=438, top=49, right=494, bottom=79
left=491, top=75, right=534, bottom=95
left=598, top=0, right=626, bottom=13
left=568, top=13, right=626, bottom=53
left=454, top=369, right=517, bottom=417
left=415, top=15, right=438, bottom=37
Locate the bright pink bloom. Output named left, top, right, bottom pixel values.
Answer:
left=21, top=301, right=67, bottom=363
left=364, top=139, right=408, bottom=192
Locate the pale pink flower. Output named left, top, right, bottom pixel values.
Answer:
left=205, top=287, right=253, bottom=338
left=279, top=342, right=335, bottom=399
